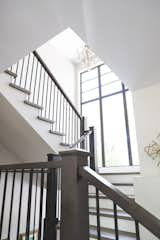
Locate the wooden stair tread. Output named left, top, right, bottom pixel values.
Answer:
left=89, top=207, right=133, bottom=220
left=9, top=83, right=31, bottom=95
left=24, top=100, right=43, bottom=110
left=90, top=226, right=136, bottom=240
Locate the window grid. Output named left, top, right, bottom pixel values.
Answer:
left=80, top=64, right=133, bottom=167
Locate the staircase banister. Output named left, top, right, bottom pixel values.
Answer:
left=33, top=50, right=82, bottom=119
left=79, top=166, right=160, bottom=238
left=69, top=129, right=92, bottom=148
left=0, top=160, right=62, bottom=171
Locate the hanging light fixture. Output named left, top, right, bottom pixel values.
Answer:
left=77, top=44, right=101, bottom=71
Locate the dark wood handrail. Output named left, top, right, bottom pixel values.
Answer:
left=79, top=166, right=160, bottom=238
left=0, top=160, right=62, bottom=170
left=33, top=50, right=82, bottom=119
left=69, top=130, right=92, bottom=148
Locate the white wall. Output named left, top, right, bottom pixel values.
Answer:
left=38, top=43, right=78, bottom=107
left=132, top=82, right=160, bottom=176
left=0, top=143, right=22, bottom=164
left=133, top=82, right=160, bottom=239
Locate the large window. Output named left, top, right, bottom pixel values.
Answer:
left=80, top=64, right=139, bottom=167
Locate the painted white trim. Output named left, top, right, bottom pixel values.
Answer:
left=99, top=165, right=140, bottom=174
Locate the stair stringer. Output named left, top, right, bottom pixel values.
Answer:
left=0, top=72, right=68, bottom=163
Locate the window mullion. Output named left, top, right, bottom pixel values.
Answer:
left=98, top=66, right=106, bottom=167
left=122, top=83, right=133, bottom=165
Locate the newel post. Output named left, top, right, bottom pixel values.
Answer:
left=60, top=149, right=89, bottom=240
left=44, top=153, right=60, bottom=240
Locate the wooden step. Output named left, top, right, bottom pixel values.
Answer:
left=49, top=130, right=65, bottom=137
left=37, top=116, right=55, bottom=124
left=90, top=226, right=136, bottom=240
left=99, top=166, right=140, bottom=176
left=90, top=214, right=135, bottom=233
left=5, top=69, right=17, bottom=78
left=60, top=142, right=71, bottom=147
left=24, top=100, right=43, bottom=110
left=89, top=195, right=135, bottom=212
left=89, top=184, right=134, bottom=196
left=88, top=194, right=135, bottom=200
left=89, top=207, right=133, bottom=221
left=9, top=83, right=31, bottom=95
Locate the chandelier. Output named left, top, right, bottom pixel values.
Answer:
left=77, top=44, right=101, bottom=71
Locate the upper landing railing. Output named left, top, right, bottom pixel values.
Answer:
left=0, top=148, right=160, bottom=240
left=7, top=51, right=83, bottom=146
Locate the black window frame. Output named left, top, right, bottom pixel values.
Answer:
left=80, top=64, right=133, bottom=167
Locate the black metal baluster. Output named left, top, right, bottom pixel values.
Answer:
left=15, top=62, right=19, bottom=85
left=24, top=54, right=31, bottom=89
left=135, top=220, right=140, bottom=240
left=19, top=58, right=25, bottom=87
left=48, top=80, right=53, bottom=120
left=26, top=170, right=33, bottom=239
left=38, top=169, right=44, bottom=240
left=33, top=172, right=38, bottom=240
left=68, top=105, right=71, bottom=144
left=64, top=99, right=67, bottom=144
left=74, top=114, right=77, bottom=146
left=41, top=70, right=46, bottom=117
left=37, top=65, right=42, bottom=106
left=71, top=109, right=74, bottom=145
left=65, top=104, right=68, bottom=144
left=113, top=203, right=119, bottom=240
left=44, top=76, right=49, bottom=119
left=76, top=116, right=79, bottom=147
left=16, top=170, right=24, bottom=240
left=8, top=171, right=16, bottom=239
left=57, top=168, right=61, bottom=221
left=33, top=60, right=39, bottom=104
left=28, top=55, right=35, bottom=102
left=95, top=189, right=101, bottom=240
left=55, top=89, right=59, bottom=132
left=51, top=83, right=56, bottom=125
left=59, top=94, right=62, bottom=133
left=62, top=96, right=65, bottom=137
left=0, top=171, right=8, bottom=239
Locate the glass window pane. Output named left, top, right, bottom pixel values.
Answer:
left=101, top=72, right=119, bottom=85
left=126, top=91, right=139, bottom=165
left=102, top=94, right=129, bottom=166
left=101, top=81, right=122, bottom=96
left=82, top=101, right=102, bottom=167
left=82, top=88, right=99, bottom=102
left=82, top=78, right=98, bottom=92
left=81, top=68, right=98, bottom=82
left=100, top=65, right=111, bottom=75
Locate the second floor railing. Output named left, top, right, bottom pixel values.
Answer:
left=8, top=51, right=83, bottom=146
left=0, top=143, right=160, bottom=240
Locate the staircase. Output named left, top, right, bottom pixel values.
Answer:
left=0, top=51, right=83, bottom=163
left=0, top=49, right=160, bottom=240
left=89, top=167, right=140, bottom=239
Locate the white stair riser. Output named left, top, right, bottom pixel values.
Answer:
left=89, top=198, right=123, bottom=211
left=89, top=215, right=135, bottom=233
left=100, top=174, right=139, bottom=184
left=89, top=185, right=134, bottom=196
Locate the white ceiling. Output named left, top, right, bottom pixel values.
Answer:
left=1, top=0, right=160, bottom=90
